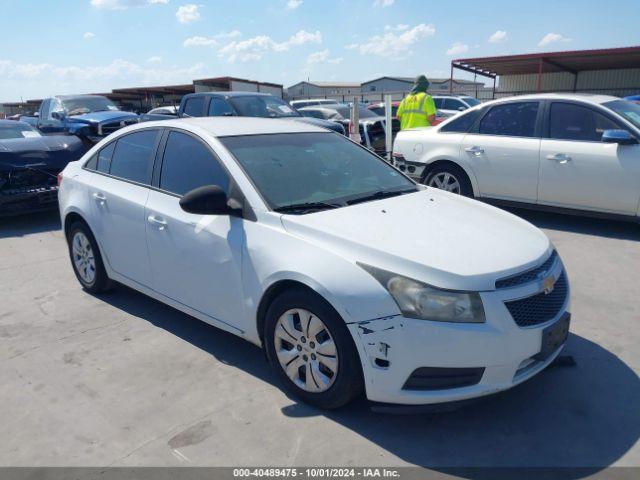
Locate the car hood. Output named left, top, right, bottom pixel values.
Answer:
left=66, top=110, right=138, bottom=125
left=0, top=135, right=85, bottom=171
left=280, top=189, right=551, bottom=291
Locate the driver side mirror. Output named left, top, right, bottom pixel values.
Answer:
left=179, top=185, right=240, bottom=216
left=602, top=129, right=637, bottom=145
left=51, top=111, right=65, bottom=120
left=457, top=106, right=466, bottom=111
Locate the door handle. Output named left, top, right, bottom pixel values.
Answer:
left=465, top=146, right=484, bottom=156
left=147, top=215, right=168, bottom=230
left=92, top=192, right=106, bottom=204
left=546, top=153, right=572, bottom=163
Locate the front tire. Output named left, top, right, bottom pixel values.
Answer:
left=66, top=221, right=112, bottom=293
left=264, top=288, right=363, bottom=409
left=423, top=163, right=473, bottom=197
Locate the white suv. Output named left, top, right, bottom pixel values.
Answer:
left=59, top=117, right=570, bottom=409
left=432, top=95, right=481, bottom=116
left=393, top=93, right=640, bottom=220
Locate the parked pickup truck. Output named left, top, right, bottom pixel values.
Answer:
left=37, top=95, right=139, bottom=146
left=140, top=92, right=346, bottom=135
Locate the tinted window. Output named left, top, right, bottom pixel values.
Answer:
left=479, top=102, right=539, bottom=137
left=440, top=108, right=482, bottom=133
left=96, top=142, right=115, bottom=173
left=183, top=97, right=205, bottom=117
left=443, top=98, right=465, bottom=111
left=40, top=100, right=50, bottom=119
left=109, top=130, right=158, bottom=184
left=603, top=100, right=640, bottom=130
left=228, top=96, right=299, bottom=118
left=85, top=154, right=98, bottom=170
left=160, top=131, right=229, bottom=196
left=433, top=98, right=444, bottom=109
left=208, top=98, right=235, bottom=117
left=550, top=102, right=621, bottom=142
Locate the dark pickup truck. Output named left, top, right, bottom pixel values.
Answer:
left=140, top=92, right=346, bottom=135
left=37, top=95, right=139, bottom=146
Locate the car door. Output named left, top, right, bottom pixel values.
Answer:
left=461, top=101, right=541, bottom=202
left=145, top=129, right=245, bottom=328
left=538, top=101, right=640, bottom=215
left=88, top=129, right=160, bottom=287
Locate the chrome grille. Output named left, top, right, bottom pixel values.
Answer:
left=495, top=251, right=558, bottom=289
left=99, top=118, right=138, bottom=136
left=504, top=272, right=568, bottom=327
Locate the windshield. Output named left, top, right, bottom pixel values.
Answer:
left=0, top=123, right=40, bottom=139
left=603, top=99, right=640, bottom=130
left=462, top=97, right=481, bottom=107
left=333, top=106, right=379, bottom=119
left=229, top=96, right=300, bottom=118
left=221, top=132, right=416, bottom=211
left=61, top=97, right=119, bottom=116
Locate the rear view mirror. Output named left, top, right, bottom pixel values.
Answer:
left=602, top=129, right=637, bottom=145
left=179, top=185, right=238, bottom=216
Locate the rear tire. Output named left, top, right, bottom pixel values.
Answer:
left=66, top=221, right=112, bottom=293
left=264, top=288, right=363, bottom=409
left=423, top=163, right=473, bottom=197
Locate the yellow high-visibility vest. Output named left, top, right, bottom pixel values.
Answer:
left=397, top=92, right=436, bottom=130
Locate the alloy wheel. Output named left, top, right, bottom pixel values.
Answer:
left=274, top=308, right=338, bottom=393
left=72, top=231, right=96, bottom=285
left=428, top=172, right=461, bottom=194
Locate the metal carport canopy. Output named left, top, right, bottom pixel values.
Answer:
left=452, top=45, right=640, bottom=78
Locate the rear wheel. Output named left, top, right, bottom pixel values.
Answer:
left=423, top=164, right=473, bottom=197
left=66, top=221, right=112, bottom=293
left=264, top=288, right=363, bottom=409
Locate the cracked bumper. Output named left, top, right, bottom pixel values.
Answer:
left=347, top=290, right=570, bottom=405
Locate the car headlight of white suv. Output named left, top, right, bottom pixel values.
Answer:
left=359, top=263, right=486, bottom=323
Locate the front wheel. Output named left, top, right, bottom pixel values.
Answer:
left=423, top=164, right=473, bottom=197
left=264, top=288, right=363, bottom=409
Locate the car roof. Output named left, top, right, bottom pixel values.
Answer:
left=139, top=117, right=326, bottom=137
left=186, top=91, right=273, bottom=98
left=56, top=94, right=109, bottom=100
left=489, top=92, right=619, bottom=105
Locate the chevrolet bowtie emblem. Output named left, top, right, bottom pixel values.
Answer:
left=542, top=274, right=556, bottom=295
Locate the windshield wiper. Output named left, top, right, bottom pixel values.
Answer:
left=346, top=188, right=416, bottom=206
left=274, top=201, right=344, bottom=213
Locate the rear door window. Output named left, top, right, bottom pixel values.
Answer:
left=109, top=130, right=159, bottom=184
left=549, top=102, right=621, bottom=142
left=479, top=102, right=539, bottom=138
left=159, top=131, right=230, bottom=196
left=440, top=108, right=482, bottom=133
left=182, top=97, right=205, bottom=117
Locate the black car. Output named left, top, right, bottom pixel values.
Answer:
left=298, top=105, right=400, bottom=156
left=0, top=120, right=85, bottom=216
left=140, top=92, right=346, bottom=136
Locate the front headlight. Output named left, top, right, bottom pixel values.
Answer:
left=359, top=263, right=485, bottom=323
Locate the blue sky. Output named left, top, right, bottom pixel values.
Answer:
left=0, top=0, right=638, bottom=101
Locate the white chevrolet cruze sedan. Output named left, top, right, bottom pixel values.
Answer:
left=394, top=94, right=640, bottom=220
left=59, top=118, right=570, bottom=409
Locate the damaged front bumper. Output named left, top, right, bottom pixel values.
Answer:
left=346, top=289, right=569, bottom=406
left=0, top=185, right=59, bottom=216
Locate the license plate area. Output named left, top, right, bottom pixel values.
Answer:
left=534, top=312, right=570, bottom=361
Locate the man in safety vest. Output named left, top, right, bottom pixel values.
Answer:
left=396, top=75, right=436, bottom=130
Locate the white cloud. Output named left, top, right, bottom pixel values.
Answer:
left=384, top=24, right=409, bottom=31
left=374, top=0, right=394, bottom=6
left=286, top=0, right=302, bottom=9
left=183, top=30, right=242, bottom=48
left=83, top=32, right=95, bottom=39
left=538, top=32, right=572, bottom=48
left=346, top=23, right=435, bottom=59
left=488, top=30, right=507, bottom=44
left=90, top=0, right=168, bottom=10
left=446, top=42, right=469, bottom=56
left=306, top=49, right=343, bottom=65
left=176, top=4, right=200, bottom=24
left=146, top=56, right=162, bottom=63
left=0, top=58, right=205, bottom=99
left=218, top=30, right=321, bottom=62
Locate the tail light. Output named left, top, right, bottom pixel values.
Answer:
left=57, top=173, right=63, bottom=186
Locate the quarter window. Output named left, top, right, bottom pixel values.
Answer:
left=479, top=102, right=539, bottom=137
left=96, top=142, right=115, bottom=173
left=160, top=131, right=230, bottom=196
left=182, top=97, right=205, bottom=117
left=109, top=130, right=158, bottom=184
left=549, top=102, right=621, bottom=142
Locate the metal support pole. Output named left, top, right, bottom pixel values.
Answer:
left=449, top=63, right=454, bottom=94
left=349, top=96, right=361, bottom=144
left=384, top=94, right=393, bottom=163
left=493, top=76, right=497, bottom=99
left=536, top=59, right=543, bottom=92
